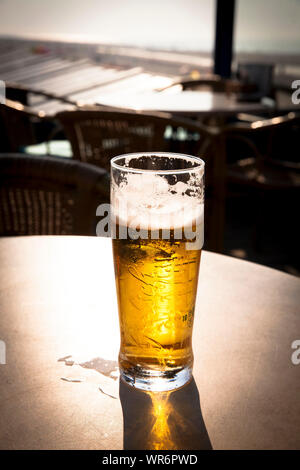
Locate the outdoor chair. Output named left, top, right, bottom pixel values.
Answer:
left=221, top=112, right=300, bottom=249
left=56, top=109, right=177, bottom=171
left=56, top=109, right=216, bottom=170
left=56, top=109, right=226, bottom=252
left=223, top=112, right=300, bottom=187
left=0, top=153, right=109, bottom=236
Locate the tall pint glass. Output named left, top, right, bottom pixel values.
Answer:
left=111, top=153, right=204, bottom=391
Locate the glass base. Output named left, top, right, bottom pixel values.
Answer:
left=120, top=365, right=192, bottom=392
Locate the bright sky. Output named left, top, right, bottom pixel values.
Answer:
left=0, top=0, right=215, bottom=50
left=0, top=0, right=299, bottom=53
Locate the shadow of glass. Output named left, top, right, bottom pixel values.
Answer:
left=119, top=377, right=212, bottom=450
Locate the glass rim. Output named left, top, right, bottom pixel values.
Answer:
left=110, top=152, right=205, bottom=175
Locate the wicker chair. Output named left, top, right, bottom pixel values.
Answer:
left=56, top=109, right=223, bottom=169
left=56, top=109, right=178, bottom=172
left=0, top=153, right=109, bottom=236
left=223, top=113, right=300, bottom=187
left=221, top=113, right=300, bottom=250
left=56, top=109, right=227, bottom=252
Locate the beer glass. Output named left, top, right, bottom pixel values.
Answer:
left=111, top=153, right=204, bottom=391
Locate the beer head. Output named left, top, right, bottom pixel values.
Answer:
left=111, top=153, right=204, bottom=248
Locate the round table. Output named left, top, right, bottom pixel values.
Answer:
left=95, top=90, right=300, bottom=118
left=0, top=236, right=299, bottom=450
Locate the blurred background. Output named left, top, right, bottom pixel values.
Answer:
left=0, top=0, right=299, bottom=274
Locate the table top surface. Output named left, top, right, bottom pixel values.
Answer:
left=0, top=236, right=299, bottom=450
left=95, top=90, right=300, bottom=117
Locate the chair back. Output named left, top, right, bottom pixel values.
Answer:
left=0, top=153, right=109, bottom=236
left=57, top=109, right=228, bottom=252
left=56, top=110, right=173, bottom=171
left=222, top=112, right=300, bottom=168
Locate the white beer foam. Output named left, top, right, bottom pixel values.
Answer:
left=112, top=173, right=204, bottom=232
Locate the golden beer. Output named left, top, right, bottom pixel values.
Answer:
left=111, top=153, right=204, bottom=391
left=113, top=228, right=201, bottom=376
